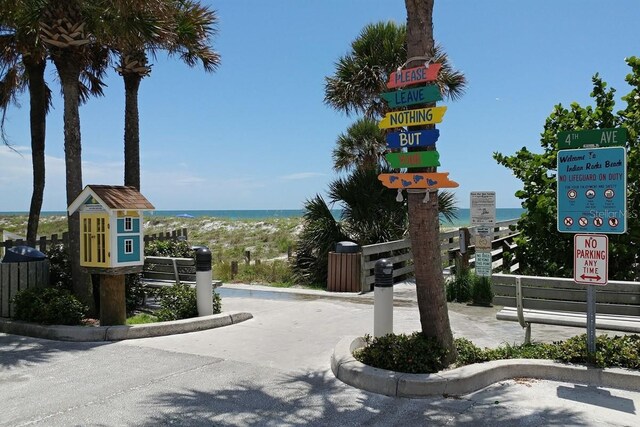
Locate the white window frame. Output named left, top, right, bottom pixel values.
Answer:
left=124, top=217, right=133, bottom=231
left=124, top=238, right=134, bottom=254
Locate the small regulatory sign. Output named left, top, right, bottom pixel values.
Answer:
left=574, top=234, right=608, bottom=285
left=475, top=251, right=492, bottom=277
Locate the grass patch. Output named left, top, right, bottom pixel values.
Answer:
left=354, top=333, right=640, bottom=374
left=126, top=313, right=158, bottom=325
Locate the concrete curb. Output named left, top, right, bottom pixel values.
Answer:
left=0, top=311, right=253, bottom=342
left=331, top=336, right=640, bottom=398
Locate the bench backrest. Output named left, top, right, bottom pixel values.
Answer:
left=492, top=273, right=640, bottom=316
left=143, top=256, right=196, bottom=283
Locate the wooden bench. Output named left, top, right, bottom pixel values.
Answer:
left=492, top=273, right=640, bottom=343
left=142, top=256, right=222, bottom=289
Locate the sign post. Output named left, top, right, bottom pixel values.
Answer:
left=471, top=192, right=496, bottom=277
left=557, top=128, right=626, bottom=358
left=574, top=233, right=608, bottom=354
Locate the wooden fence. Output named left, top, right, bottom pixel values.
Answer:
left=0, top=228, right=188, bottom=254
left=356, top=219, right=520, bottom=293
left=0, top=260, right=49, bottom=318
left=0, top=228, right=188, bottom=318
left=1, top=231, right=69, bottom=256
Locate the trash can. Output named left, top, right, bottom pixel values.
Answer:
left=1, top=245, right=47, bottom=263
left=327, top=241, right=361, bottom=292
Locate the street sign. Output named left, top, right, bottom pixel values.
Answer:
left=475, top=251, right=492, bottom=277
left=380, top=85, right=442, bottom=108
left=378, top=172, right=459, bottom=189
left=470, top=191, right=496, bottom=226
left=557, top=147, right=627, bottom=233
left=386, top=63, right=442, bottom=89
left=574, top=234, right=608, bottom=285
left=385, top=151, right=440, bottom=169
left=386, top=129, right=439, bottom=149
left=378, top=106, right=447, bottom=129
left=557, top=128, right=627, bottom=150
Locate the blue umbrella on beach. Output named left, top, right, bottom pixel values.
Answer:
left=176, top=213, right=195, bottom=218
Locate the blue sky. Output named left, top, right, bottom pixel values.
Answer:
left=1, top=0, right=639, bottom=211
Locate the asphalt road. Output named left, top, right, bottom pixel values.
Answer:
left=2, top=284, right=639, bottom=426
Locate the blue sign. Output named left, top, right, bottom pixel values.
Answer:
left=557, top=147, right=627, bottom=234
left=386, top=129, right=439, bottom=149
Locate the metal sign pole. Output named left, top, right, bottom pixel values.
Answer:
left=586, top=285, right=596, bottom=354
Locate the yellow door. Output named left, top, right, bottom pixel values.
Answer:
left=80, top=214, right=110, bottom=267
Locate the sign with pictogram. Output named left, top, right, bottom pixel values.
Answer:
left=557, top=147, right=627, bottom=234
left=574, top=234, right=608, bottom=286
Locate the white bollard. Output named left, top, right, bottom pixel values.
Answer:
left=195, top=247, right=213, bottom=316
left=374, top=259, right=394, bottom=337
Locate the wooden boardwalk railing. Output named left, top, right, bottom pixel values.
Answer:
left=357, top=219, right=520, bottom=293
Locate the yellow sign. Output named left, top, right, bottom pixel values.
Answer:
left=379, top=106, right=447, bottom=129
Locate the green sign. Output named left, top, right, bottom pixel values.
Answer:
left=557, top=128, right=627, bottom=149
left=380, top=85, right=442, bottom=108
left=385, top=151, right=440, bottom=168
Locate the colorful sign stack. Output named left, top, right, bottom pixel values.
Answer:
left=377, top=62, right=458, bottom=190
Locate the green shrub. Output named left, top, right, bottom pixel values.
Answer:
left=354, top=332, right=448, bottom=374
left=145, top=240, right=193, bottom=257
left=357, top=334, right=640, bottom=373
left=471, top=275, right=493, bottom=306
left=125, top=273, right=146, bottom=314
left=45, top=244, right=72, bottom=292
left=12, top=287, right=87, bottom=325
left=446, top=270, right=472, bottom=302
left=155, top=283, right=222, bottom=321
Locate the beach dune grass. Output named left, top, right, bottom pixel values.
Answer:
left=1, top=214, right=301, bottom=286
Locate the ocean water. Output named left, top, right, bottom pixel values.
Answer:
left=1, top=208, right=525, bottom=226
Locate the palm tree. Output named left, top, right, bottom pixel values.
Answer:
left=0, top=0, right=51, bottom=246
left=332, top=117, right=388, bottom=173
left=38, top=0, right=162, bottom=311
left=0, top=1, right=103, bottom=247
left=323, top=12, right=464, bottom=362
left=324, top=21, right=465, bottom=119
left=404, top=0, right=456, bottom=364
left=116, top=0, right=220, bottom=190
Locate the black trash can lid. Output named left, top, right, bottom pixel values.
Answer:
left=336, top=241, right=360, bottom=253
left=2, top=245, right=47, bottom=263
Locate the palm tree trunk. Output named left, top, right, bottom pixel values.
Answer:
left=53, top=57, right=95, bottom=315
left=404, top=0, right=456, bottom=363
left=24, top=59, right=47, bottom=247
left=123, top=73, right=141, bottom=190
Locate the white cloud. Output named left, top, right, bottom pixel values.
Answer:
left=279, top=172, right=325, bottom=181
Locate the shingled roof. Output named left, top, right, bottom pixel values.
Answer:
left=68, top=185, right=155, bottom=214
left=89, top=185, right=155, bottom=210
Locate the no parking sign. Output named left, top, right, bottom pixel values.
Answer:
left=574, top=234, right=608, bottom=286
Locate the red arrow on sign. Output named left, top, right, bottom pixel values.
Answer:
left=580, top=274, right=601, bottom=281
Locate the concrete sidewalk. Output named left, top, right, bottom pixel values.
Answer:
left=1, top=282, right=639, bottom=426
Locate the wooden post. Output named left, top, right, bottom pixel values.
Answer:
left=244, top=250, right=251, bottom=265
left=100, top=274, right=126, bottom=326
left=455, top=227, right=471, bottom=275
left=231, top=261, right=238, bottom=279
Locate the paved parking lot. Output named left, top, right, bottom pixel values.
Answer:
left=1, top=283, right=639, bottom=426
